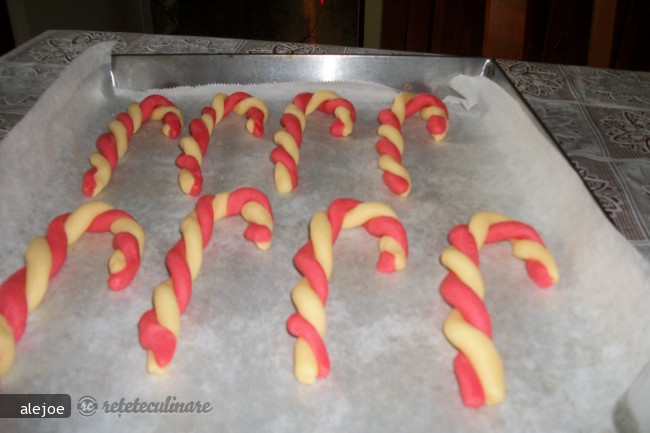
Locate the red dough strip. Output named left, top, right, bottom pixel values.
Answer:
left=0, top=270, right=28, bottom=344
left=439, top=213, right=559, bottom=407
left=138, top=310, right=177, bottom=368
left=287, top=198, right=408, bottom=382
left=0, top=202, right=144, bottom=378
left=94, top=134, right=119, bottom=170
left=282, top=112, right=303, bottom=142
left=485, top=221, right=554, bottom=288
left=454, top=353, right=486, bottom=407
left=286, top=313, right=331, bottom=378
left=364, top=216, right=409, bottom=273
left=166, top=240, right=193, bottom=314
left=292, top=93, right=312, bottom=111
left=138, top=187, right=274, bottom=373
left=405, top=93, right=449, bottom=119
left=440, top=272, right=491, bottom=335
left=376, top=138, right=402, bottom=162
left=270, top=146, right=299, bottom=189
left=140, top=95, right=174, bottom=121
left=82, top=94, right=183, bottom=197
left=223, top=92, right=250, bottom=114
left=44, top=215, right=69, bottom=277
left=116, top=112, right=135, bottom=138
left=294, top=243, right=329, bottom=305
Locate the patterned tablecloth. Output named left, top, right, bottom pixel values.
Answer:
left=1, top=30, right=648, bottom=259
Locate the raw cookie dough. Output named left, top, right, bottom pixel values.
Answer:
left=82, top=94, right=184, bottom=197
left=439, top=211, right=559, bottom=407
left=286, top=198, right=408, bottom=384
left=376, top=93, right=448, bottom=197
left=176, top=92, right=269, bottom=196
left=270, top=90, right=356, bottom=193
left=138, top=187, right=274, bottom=375
left=0, top=201, right=145, bottom=377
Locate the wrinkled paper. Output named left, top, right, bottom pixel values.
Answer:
left=0, top=42, right=649, bottom=432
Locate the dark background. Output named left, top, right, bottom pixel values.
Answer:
left=1, top=0, right=648, bottom=71
left=380, top=0, right=649, bottom=72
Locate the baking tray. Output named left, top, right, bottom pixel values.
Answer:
left=111, top=53, right=526, bottom=123
left=111, top=53, right=500, bottom=92
left=111, top=53, right=563, bottom=172
left=1, top=47, right=649, bottom=432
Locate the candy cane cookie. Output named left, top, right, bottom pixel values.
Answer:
left=176, top=92, right=269, bottom=196
left=439, top=211, right=559, bottom=407
left=286, top=198, right=408, bottom=384
left=0, top=202, right=145, bottom=378
left=138, top=187, right=273, bottom=375
left=82, top=94, right=184, bottom=197
left=270, top=90, right=356, bottom=193
left=376, top=93, right=449, bottom=197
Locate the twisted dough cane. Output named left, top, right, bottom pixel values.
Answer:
left=270, top=90, right=356, bottom=193
left=0, top=202, right=145, bottom=378
left=439, top=211, right=559, bottom=407
left=376, top=93, right=449, bottom=197
left=286, top=198, right=408, bottom=384
left=138, top=187, right=274, bottom=375
left=176, top=92, right=269, bottom=196
left=82, top=94, right=184, bottom=197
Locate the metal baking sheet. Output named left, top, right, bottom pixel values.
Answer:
left=1, top=47, right=649, bottom=432
left=111, top=53, right=499, bottom=92
left=111, top=53, right=557, bottom=159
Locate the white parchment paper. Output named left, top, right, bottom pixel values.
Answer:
left=0, top=42, right=649, bottom=432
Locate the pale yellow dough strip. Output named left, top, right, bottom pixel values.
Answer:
left=468, top=211, right=512, bottom=249
left=391, top=92, right=414, bottom=123
left=513, top=240, right=560, bottom=283
left=181, top=212, right=203, bottom=280
left=24, top=237, right=52, bottom=313
left=334, top=106, right=354, bottom=137
left=0, top=317, right=15, bottom=378
left=378, top=124, right=405, bottom=154
left=444, top=310, right=505, bottom=405
left=180, top=136, right=204, bottom=165
left=232, top=97, right=269, bottom=122
left=310, top=211, right=334, bottom=279
left=440, top=246, right=484, bottom=299
left=294, top=338, right=318, bottom=384
left=108, top=120, right=129, bottom=158
left=377, top=155, right=412, bottom=197
left=241, top=202, right=274, bottom=251
left=274, top=130, right=300, bottom=164
left=342, top=201, right=398, bottom=228
left=127, top=103, right=143, bottom=132
left=63, top=201, right=115, bottom=244
left=89, top=153, right=112, bottom=196
left=274, top=164, right=293, bottom=194
left=148, top=280, right=181, bottom=375
left=110, top=217, right=146, bottom=253
left=210, top=93, right=228, bottom=123
left=305, top=90, right=342, bottom=115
